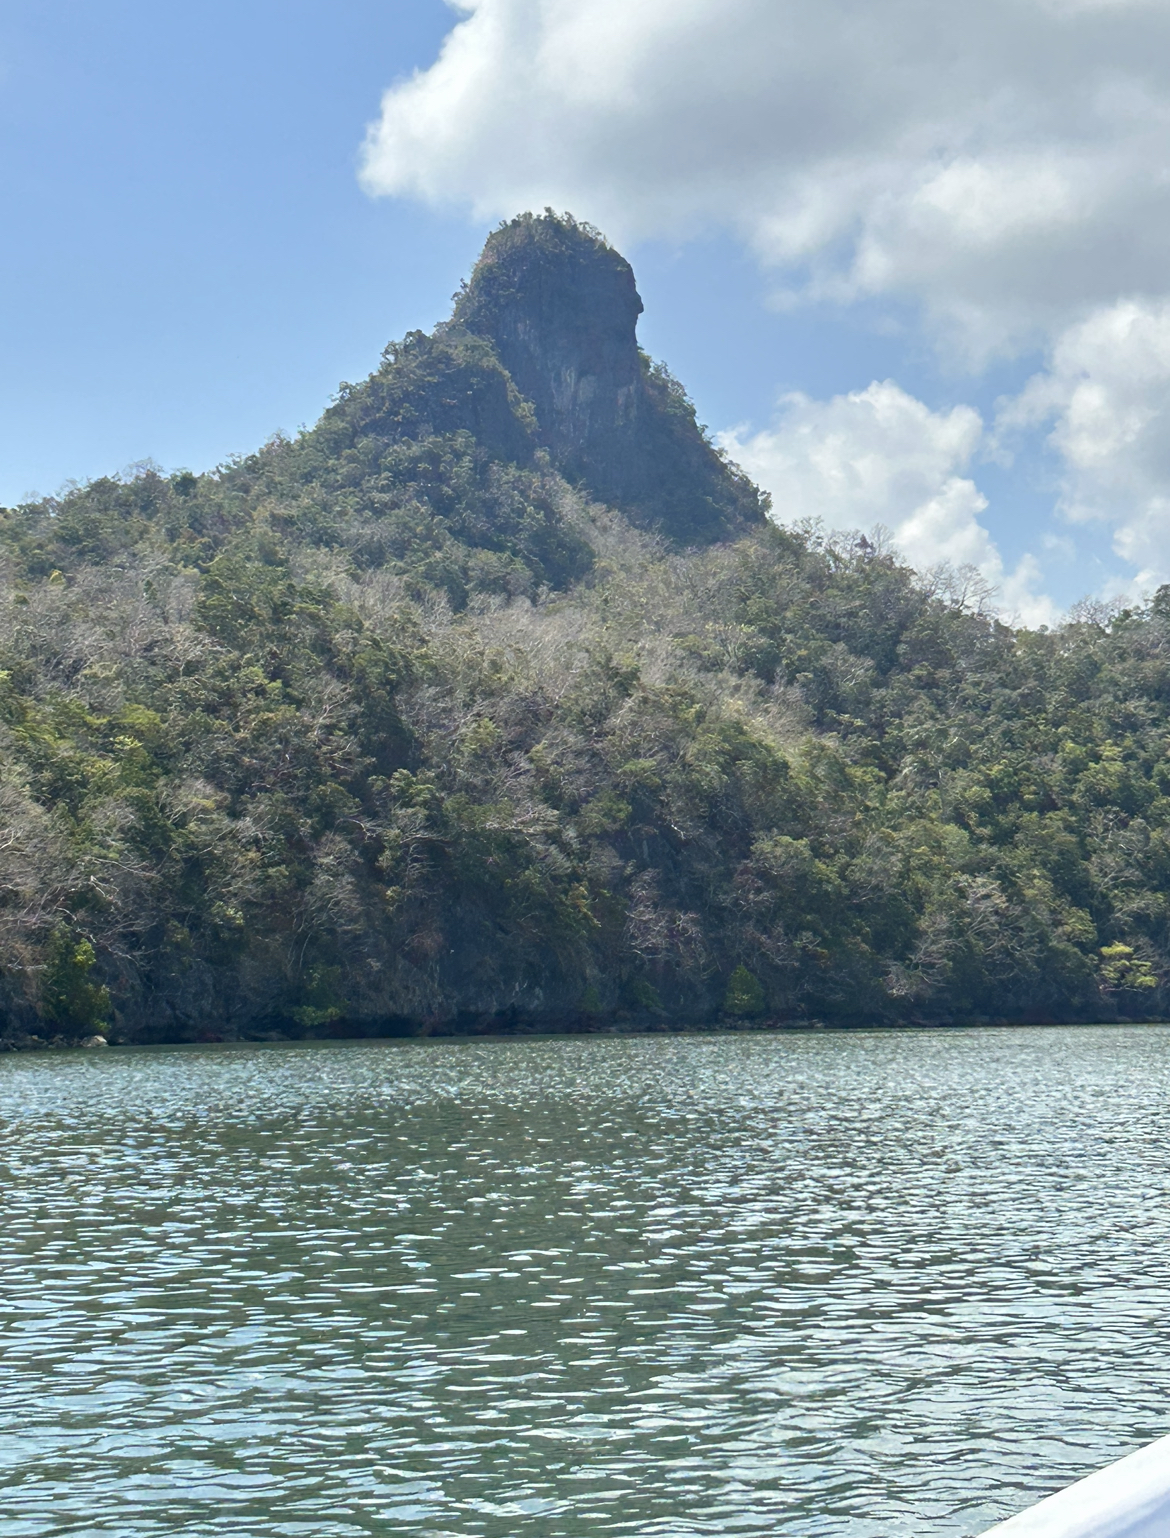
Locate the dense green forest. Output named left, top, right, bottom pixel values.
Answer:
left=2, top=212, right=1168, bottom=1048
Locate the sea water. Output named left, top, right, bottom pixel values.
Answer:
left=3, top=1027, right=1170, bottom=1536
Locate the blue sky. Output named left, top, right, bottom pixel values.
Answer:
left=5, top=1, right=1170, bottom=622
left=0, top=2, right=476, bottom=498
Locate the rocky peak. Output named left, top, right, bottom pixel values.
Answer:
left=452, top=212, right=765, bottom=544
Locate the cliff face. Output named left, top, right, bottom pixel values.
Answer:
left=453, top=214, right=644, bottom=470
left=452, top=212, right=766, bottom=544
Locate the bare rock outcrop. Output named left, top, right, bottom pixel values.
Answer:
left=452, top=211, right=766, bottom=544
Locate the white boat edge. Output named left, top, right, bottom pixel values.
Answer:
left=977, top=1432, right=1170, bottom=1537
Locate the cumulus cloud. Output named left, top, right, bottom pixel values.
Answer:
left=362, top=0, right=1170, bottom=607
left=362, top=0, right=1170, bottom=357
left=720, top=382, right=1060, bottom=626
left=999, top=299, right=1170, bottom=590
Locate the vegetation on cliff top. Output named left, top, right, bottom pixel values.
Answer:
left=1, top=214, right=1168, bottom=1046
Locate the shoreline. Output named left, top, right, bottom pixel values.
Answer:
left=4, top=1012, right=1168, bottom=1053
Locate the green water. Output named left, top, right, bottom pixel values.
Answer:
left=3, top=1027, right=1170, bottom=1536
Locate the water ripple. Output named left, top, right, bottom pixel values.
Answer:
left=2, top=1028, right=1170, bottom=1535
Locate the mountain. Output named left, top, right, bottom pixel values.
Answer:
left=452, top=212, right=764, bottom=543
left=0, top=211, right=1168, bottom=1049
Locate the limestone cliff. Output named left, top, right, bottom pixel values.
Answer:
left=451, top=211, right=766, bottom=544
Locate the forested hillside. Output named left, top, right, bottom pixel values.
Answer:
left=2, top=212, right=1168, bottom=1047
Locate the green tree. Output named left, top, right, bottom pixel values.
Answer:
left=40, top=931, right=111, bottom=1036
left=724, top=966, right=766, bottom=1018
left=1099, top=944, right=1159, bottom=994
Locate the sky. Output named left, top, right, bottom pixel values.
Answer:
left=6, top=1, right=1170, bottom=623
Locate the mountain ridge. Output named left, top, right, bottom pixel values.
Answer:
left=1, top=212, right=1169, bottom=1049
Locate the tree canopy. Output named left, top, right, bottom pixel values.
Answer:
left=2, top=216, right=1167, bottom=1047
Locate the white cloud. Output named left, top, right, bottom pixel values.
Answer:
left=720, top=382, right=1060, bottom=626
left=998, top=298, right=1170, bottom=590
left=362, top=0, right=1170, bottom=607
left=362, top=0, right=1170, bottom=358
